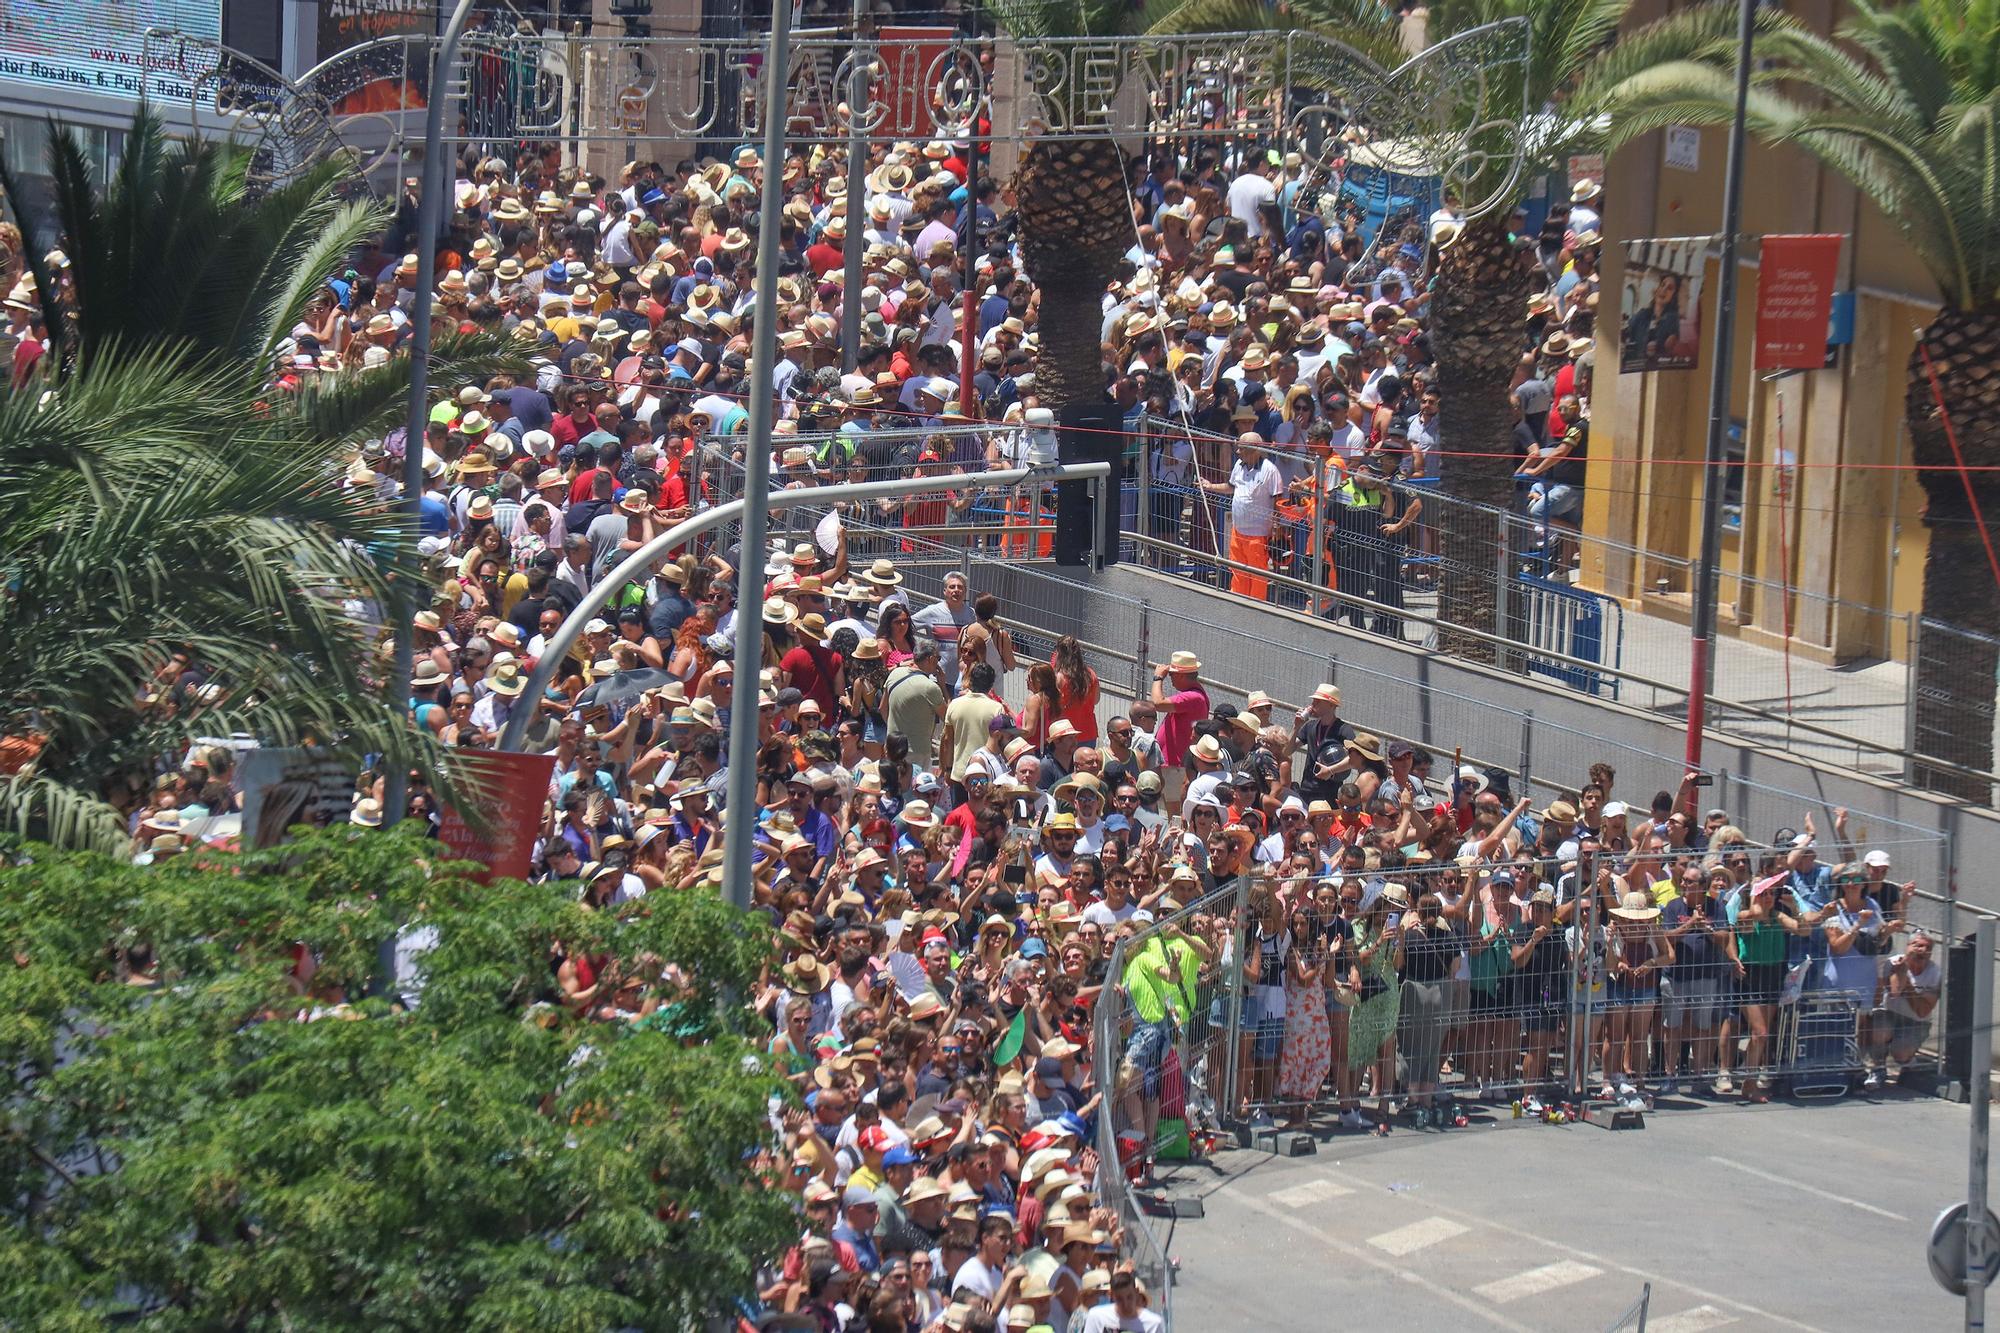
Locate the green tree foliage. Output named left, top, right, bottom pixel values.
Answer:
left=0, top=111, right=514, bottom=851
left=0, top=827, right=795, bottom=1329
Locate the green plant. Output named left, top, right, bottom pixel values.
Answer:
left=0, top=111, right=513, bottom=848
left=0, top=827, right=795, bottom=1328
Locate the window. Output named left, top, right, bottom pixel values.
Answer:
left=1722, top=419, right=1746, bottom=534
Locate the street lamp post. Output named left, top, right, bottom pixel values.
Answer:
left=1685, top=0, right=1755, bottom=774
left=386, top=0, right=481, bottom=827
left=717, top=0, right=797, bottom=913
left=840, top=0, right=868, bottom=373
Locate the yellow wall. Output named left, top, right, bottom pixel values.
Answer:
left=1587, top=0, right=1942, bottom=663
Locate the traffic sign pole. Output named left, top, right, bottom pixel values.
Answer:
left=1970, top=917, right=1995, bottom=1331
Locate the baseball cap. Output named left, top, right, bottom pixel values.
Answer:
left=882, top=1144, right=918, bottom=1167
left=1864, top=849, right=1892, bottom=868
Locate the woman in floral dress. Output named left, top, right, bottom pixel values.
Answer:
left=1276, top=902, right=1332, bottom=1125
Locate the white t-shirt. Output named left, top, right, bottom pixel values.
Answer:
left=1226, top=171, right=1277, bottom=237
left=1083, top=1303, right=1166, bottom=1332
left=1227, top=457, right=1285, bottom=538
left=1886, top=954, right=1942, bottom=1019
left=1082, top=897, right=1137, bottom=928
left=1328, top=420, right=1368, bottom=465
left=952, top=1254, right=1005, bottom=1302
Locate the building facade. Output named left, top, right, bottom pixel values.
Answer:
left=1586, top=0, right=1939, bottom=665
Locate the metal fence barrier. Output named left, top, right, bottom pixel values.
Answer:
left=677, top=426, right=2000, bottom=794
left=1203, top=859, right=1945, bottom=1130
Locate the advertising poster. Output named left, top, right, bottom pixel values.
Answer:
left=435, top=749, right=556, bottom=883
left=1754, top=234, right=1843, bottom=371
left=238, top=747, right=356, bottom=850
left=315, top=0, right=433, bottom=115
left=1619, top=235, right=1710, bottom=374
left=0, top=0, right=221, bottom=102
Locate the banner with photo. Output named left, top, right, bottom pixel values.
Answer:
left=1618, top=235, right=1712, bottom=374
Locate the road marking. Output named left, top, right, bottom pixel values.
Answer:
left=1706, top=1155, right=1909, bottom=1222
left=1341, top=1174, right=1828, bottom=1332
left=1367, top=1217, right=1470, bottom=1256
left=1646, top=1306, right=1736, bottom=1333
left=1269, top=1178, right=1353, bottom=1208
left=1218, top=1187, right=1537, bottom=1333
left=1472, top=1260, right=1603, bottom=1304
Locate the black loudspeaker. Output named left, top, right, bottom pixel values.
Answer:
left=1055, top=402, right=1124, bottom=568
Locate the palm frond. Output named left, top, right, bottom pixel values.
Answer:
left=1141, top=0, right=1410, bottom=70
left=290, top=332, right=523, bottom=450
left=1595, top=0, right=2000, bottom=313
left=0, top=774, right=129, bottom=857
left=255, top=195, right=392, bottom=366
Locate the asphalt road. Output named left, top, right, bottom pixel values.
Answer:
left=1158, top=1087, right=1971, bottom=1331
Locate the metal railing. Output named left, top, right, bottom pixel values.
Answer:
left=1117, top=495, right=1999, bottom=798
left=1203, top=860, right=1946, bottom=1126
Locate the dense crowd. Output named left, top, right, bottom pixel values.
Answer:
left=91, top=131, right=1940, bottom=1333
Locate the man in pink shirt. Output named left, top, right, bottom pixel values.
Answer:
left=1148, top=650, right=1210, bottom=803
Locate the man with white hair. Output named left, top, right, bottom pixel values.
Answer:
left=1198, top=433, right=1284, bottom=600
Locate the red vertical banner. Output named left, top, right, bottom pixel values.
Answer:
left=1754, top=234, right=1843, bottom=370
left=435, top=750, right=556, bottom=883
left=877, top=28, right=958, bottom=137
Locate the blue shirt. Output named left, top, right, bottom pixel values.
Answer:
left=1789, top=862, right=1833, bottom=911
left=418, top=493, right=450, bottom=537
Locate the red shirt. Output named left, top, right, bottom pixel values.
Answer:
left=805, top=240, right=845, bottom=277
left=780, top=642, right=842, bottom=716
left=1548, top=362, right=1578, bottom=437
left=550, top=413, right=585, bottom=451
left=1054, top=666, right=1101, bottom=743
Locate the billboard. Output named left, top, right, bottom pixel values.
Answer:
left=318, top=0, right=432, bottom=58
left=1618, top=235, right=1710, bottom=374
left=0, top=0, right=222, bottom=102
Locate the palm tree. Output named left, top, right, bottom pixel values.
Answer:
left=0, top=111, right=505, bottom=850
left=989, top=0, right=1410, bottom=414
left=1595, top=0, right=2000, bottom=796
left=1374, top=0, right=1631, bottom=661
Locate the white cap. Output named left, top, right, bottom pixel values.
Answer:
left=1864, top=849, right=1891, bottom=868
left=1792, top=832, right=1815, bottom=850
left=1601, top=801, right=1628, bottom=819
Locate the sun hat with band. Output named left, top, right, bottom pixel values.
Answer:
left=1610, top=890, right=1661, bottom=922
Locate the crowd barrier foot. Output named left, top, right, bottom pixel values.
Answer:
left=1249, top=1128, right=1317, bottom=1157
left=1579, top=1097, right=1648, bottom=1130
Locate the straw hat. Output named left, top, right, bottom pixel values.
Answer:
left=1611, top=890, right=1662, bottom=922
left=784, top=956, right=833, bottom=993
